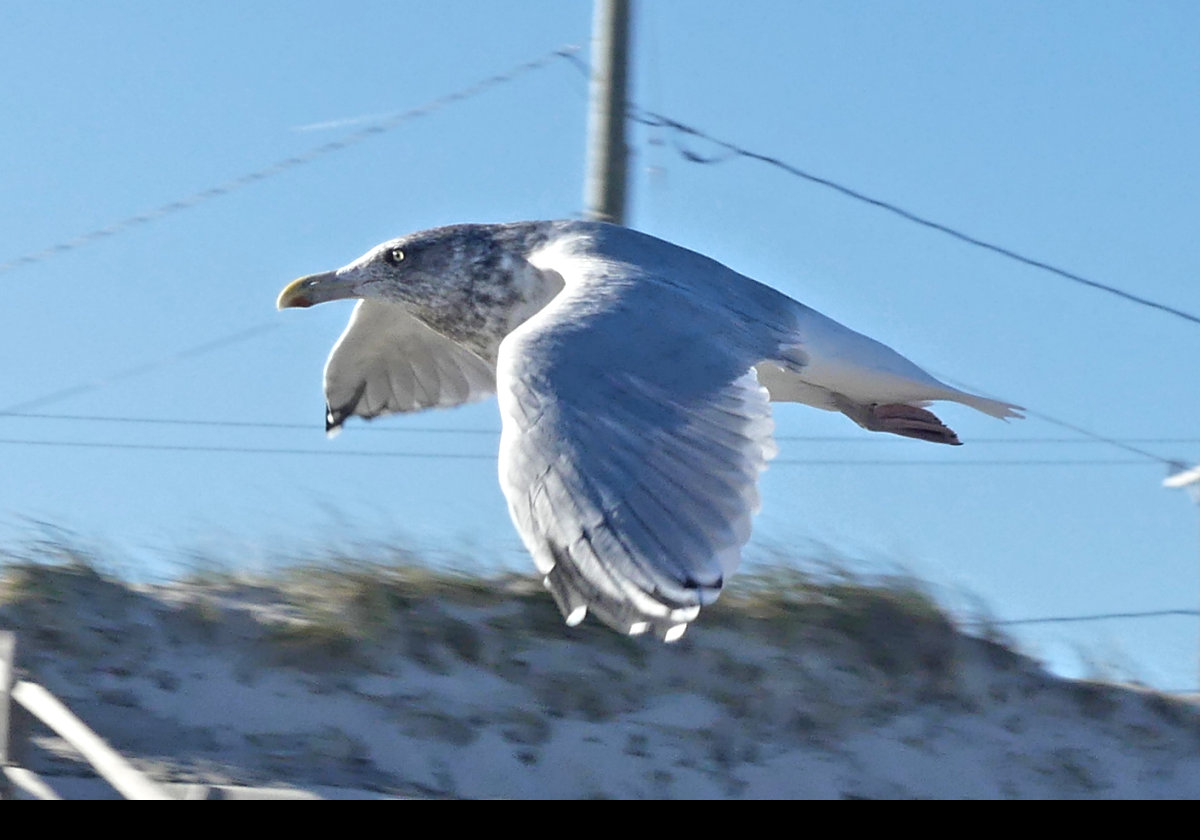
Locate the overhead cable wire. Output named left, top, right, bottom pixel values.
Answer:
left=0, top=437, right=1155, bottom=466
left=569, top=52, right=1200, bottom=329
left=0, top=46, right=582, bottom=414
left=4, top=46, right=1189, bottom=469
left=0, top=45, right=581, bottom=276
left=0, top=322, right=280, bottom=414
left=980, top=608, right=1200, bottom=627
left=630, top=108, right=1200, bottom=328
left=4, top=411, right=1200, bottom=448
left=10, top=44, right=1192, bottom=333
left=937, top=375, right=1181, bottom=468
left=1019, top=407, right=1179, bottom=466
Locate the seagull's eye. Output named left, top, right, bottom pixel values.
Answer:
left=386, top=248, right=405, bottom=265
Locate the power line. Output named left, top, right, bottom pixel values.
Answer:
left=938, top=375, right=1180, bottom=468
left=0, top=46, right=580, bottom=416
left=562, top=52, right=1200, bottom=327
left=0, top=322, right=280, bottom=414
left=629, top=108, right=1200, bottom=329
left=10, top=43, right=1191, bottom=335
left=0, top=438, right=493, bottom=458
left=1021, top=407, right=1178, bottom=466
left=582, top=48, right=1200, bottom=331
left=0, top=411, right=491, bottom=434
left=3, top=332, right=1182, bottom=473
left=0, top=436, right=1156, bottom=466
left=967, top=608, right=1200, bottom=696
left=0, top=46, right=1186, bottom=473
left=981, top=609, right=1200, bottom=627
left=0, top=45, right=581, bottom=276
left=5, top=410, right=1200, bottom=448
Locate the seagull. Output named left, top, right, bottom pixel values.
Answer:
left=277, top=220, right=1020, bottom=641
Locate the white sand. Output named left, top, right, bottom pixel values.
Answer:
left=3, top=566, right=1198, bottom=799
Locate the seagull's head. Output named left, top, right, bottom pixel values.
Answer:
left=277, top=227, right=477, bottom=311
left=278, top=222, right=562, bottom=361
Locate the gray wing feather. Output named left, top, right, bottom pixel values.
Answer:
left=323, top=300, right=496, bottom=431
left=496, top=274, right=778, bottom=639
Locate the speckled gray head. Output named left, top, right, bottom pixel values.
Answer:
left=278, top=222, right=560, bottom=362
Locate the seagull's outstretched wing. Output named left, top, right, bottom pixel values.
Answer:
left=324, top=300, right=496, bottom=432
left=495, top=253, right=781, bottom=640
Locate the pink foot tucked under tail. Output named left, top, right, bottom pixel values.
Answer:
left=833, top=396, right=962, bottom=445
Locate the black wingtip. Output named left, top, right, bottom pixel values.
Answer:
left=540, top=543, right=704, bottom=641
left=324, top=403, right=345, bottom=434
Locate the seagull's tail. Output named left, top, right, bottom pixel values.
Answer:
left=952, top=391, right=1024, bottom=420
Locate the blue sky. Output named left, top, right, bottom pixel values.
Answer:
left=3, top=2, right=1199, bottom=690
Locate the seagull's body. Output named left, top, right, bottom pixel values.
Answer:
left=278, top=220, right=1020, bottom=639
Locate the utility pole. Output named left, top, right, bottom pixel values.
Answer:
left=583, top=0, right=631, bottom=225
left=1164, top=462, right=1200, bottom=692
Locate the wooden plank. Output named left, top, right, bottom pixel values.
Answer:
left=0, top=631, right=14, bottom=768
left=2, top=766, right=63, bottom=800
left=11, top=681, right=172, bottom=800
left=169, top=783, right=213, bottom=800
left=205, top=785, right=323, bottom=800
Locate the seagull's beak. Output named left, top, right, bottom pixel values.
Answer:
left=276, top=270, right=358, bottom=309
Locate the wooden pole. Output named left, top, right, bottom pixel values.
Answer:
left=583, top=0, right=632, bottom=225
